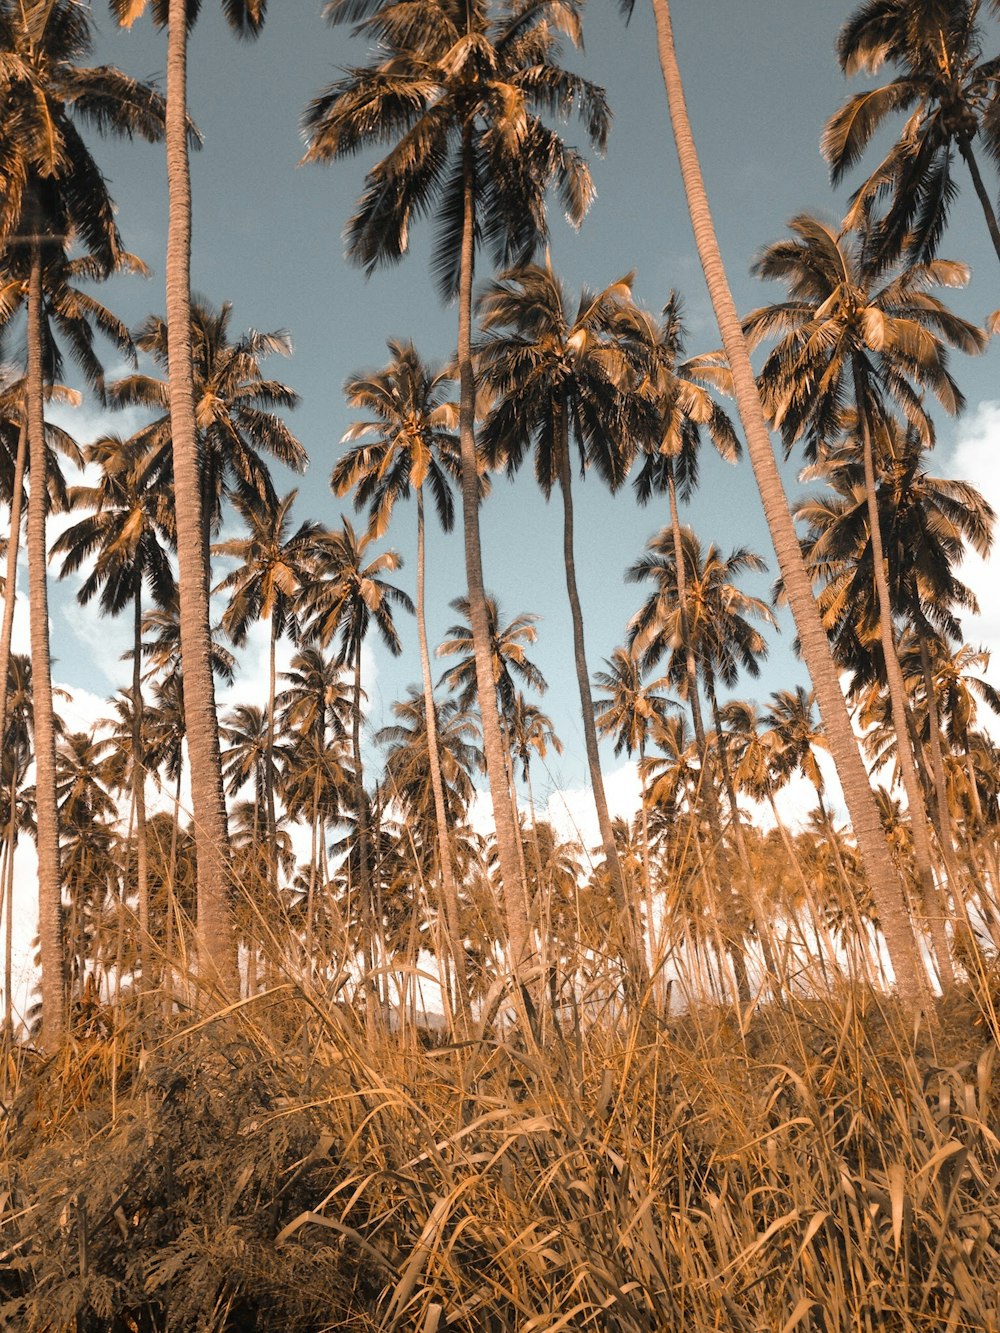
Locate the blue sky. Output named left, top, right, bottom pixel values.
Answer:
left=15, top=0, right=1000, bottom=814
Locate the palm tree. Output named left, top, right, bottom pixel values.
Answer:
left=0, top=374, right=81, bottom=783
left=52, top=433, right=175, bottom=981
left=333, top=339, right=472, bottom=1020
left=618, top=0, right=930, bottom=1009
left=108, top=0, right=267, bottom=991
left=746, top=216, right=985, bottom=989
left=476, top=260, right=650, bottom=975
left=0, top=0, right=166, bottom=1045
left=593, top=647, right=675, bottom=986
left=297, top=520, right=413, bottom=1007
left=628, top=529, right=776, bottom=994
left=213, top=491, right=321, bottom=892
left=823, top=0, right=1000, bottom=264
left=303, top=0, right=609, bottom=971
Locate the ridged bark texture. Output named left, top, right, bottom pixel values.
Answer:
left=165, top=0, right=237, bottom=991
left=27, top=252, right=66, bottom=1048
left=647, top=0, right=929, bottom=1011
left=456, top=132, right=529, bottom=969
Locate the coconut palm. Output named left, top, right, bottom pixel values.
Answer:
left=108, top=0, right=267, bottom=992
left=333, top=339, right=473, bottom=1018
left=213, top=491, right=322, bottom=891
left=297, top=520, right=413, bottom=1002
left=0, top=375, right=81, bottom=779
left=823, top=0, right=1000, bottom=264
left=593, top=647, right=675, bottom=977
left=476, top=260, right=650, bottom=975
left=746, top=215, right=985, bottom=988
left=0, top=0, right=167, bottom=1044
left=52, top=433, right=176, bottom=978
left=618, top=0, right=930, bottom=1009
left=303, top=0, right=610, bottom=970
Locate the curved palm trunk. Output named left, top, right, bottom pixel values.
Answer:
left=854, top=381, right=954, bottom=989
left=0, top=425, right=26, bottom=756
left=555, top=417, right=646, bottom=991
left=958, top=140, right=1000, bottom=265
left=415, top=487, right=470, bottom=1026
left=132, top=589, right=151, bottom=992
left=165, top=0, right=236, bottom=992
left=265, top=613, right=278, bottom=887
left=456, top=130, right=529, bottom=968
left=646, top=0, right=929, bottom=1011
left=27, top=251, right=65, bottom=1049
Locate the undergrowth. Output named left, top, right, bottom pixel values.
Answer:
left=0, top=978, right=998, bottom=1331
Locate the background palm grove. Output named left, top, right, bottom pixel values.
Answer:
left=0, top=0, right=1000, bottom=1327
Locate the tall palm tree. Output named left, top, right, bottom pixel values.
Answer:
left=593, top=647, right=675, bottom=982
left=628, top=529, right=776, bottom=993
left=213, top=491, right=322, bottom=891
left=630, top=294, right=740, bottom=812
left=303, top=0, right=609, bottom=970
left=298, top=520, right=413, bottom=999
left=52, top=433, right=175, bottom=979
left=109, top=0, right=267, bottom=990
left=0, top=374, right=80, bottom=783
left=618, top=0, right=931, bottom=1009
left=823, top=0, right=1000, bottom=264
left=0, top=0, right=166, bottom=1045
left=332, top=339, right=472, bottom=1018
left=476, top=260, right=648, bottom=973
left=745, top=215, right=985, bottom=989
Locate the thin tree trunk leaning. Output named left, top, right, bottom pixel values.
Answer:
left=854, top=381, right=954, bottom=989
left=415, top=487, right=470, bottom=1028
left=958, top=139, right=1000, bottom=266
left=456, top=130, right=529, bottom=969
left=165, top=0, right=236, bottom=992
left=27, top=250, right=66, bottom=1049
left=0, top=425, right=26, bottom=756
left=350, top=632, right=377, bottom=1026
left=132, top=589, right=151, bottom=993
left=555, top=418, right=647, bottom=989
left=4, top=794, right=16, bottom=1039
left=646, top=0, right=930, bottom=1012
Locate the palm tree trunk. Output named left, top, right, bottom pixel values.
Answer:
left=165, top=0, right=236, bottom=992
left=351, top=632, right=377, bottom=1025
left=958, top=139, right=1000, bottom=265
left=132, top=588, right=151, bottom=997
left=266, top=613, right=278, bottom=890
left=646, top=0, right=929, bottom=1011
left=854, top=380, right=954, bottom=989
left=3, top=793, right=16, bottom=1040
left=415, top=487, right=470, bottom=1026
left=555, top=413, right=646, bottom=991
left=27, top=249, right=65, bottom=1049
left=0, top=424, right=26, bottom=757
left=456, top=127, right=529, bottom=968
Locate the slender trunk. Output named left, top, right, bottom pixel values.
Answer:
left=0, top=424, right=27, bottom=754
left=351, top=633, right=377, bottom=1026
left=27, top=250, right=65, bottom=1048
left=165, top=0, right=236, bottom=991
left=555, top=412, right=646, bottom=990
left=855, top=379, right=954, bottom=988
left=132, top=589, right=151, bottom=992
left=455, top=127, right=528, bottom=967
left=959, top=138, right=1000, bottom=265
left=266, top=613, right=277, bottom=892
left=646, top=0, right=928, bottom=1010
left=915, top=623, right=970, bottom=918
left=415, top=487, right=469, bottom=1027
left=4, top=794, right=15, bottom=1040
left=706, top=680, right=781, bottom=987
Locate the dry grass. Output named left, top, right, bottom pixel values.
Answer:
left=0, top=967, right=997, bottom=1332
